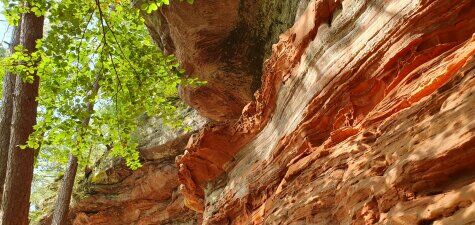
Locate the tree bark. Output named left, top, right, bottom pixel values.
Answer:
left=51, top=73, right=100, bottom=225
left=0, top=11, right=44, bottom=225
left=50, top=154, right=78, bottom=225
left=0, top=25, right=20, bottom=206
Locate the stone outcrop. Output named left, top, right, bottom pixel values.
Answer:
left=55, top=1, right=306, bottom=224
left=37, top=110, right=207, bottom=225
left=177, top=0, right=475, bottom=224
left=65, top=0, right=475, bottom=224
left=60, top=133, right=200, bottom=225
left=142, top=0, right=308, bottom=121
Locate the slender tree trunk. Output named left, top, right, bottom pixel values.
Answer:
left=50, top=154, right=78, bottom=225
left=0, top=25, right=21, bottom=206
left=51, top=74, right=100, bottom=225
left=0, top=11, right=44, bottom=225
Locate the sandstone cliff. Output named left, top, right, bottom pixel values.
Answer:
left=67, top=0, right=475, bottom=224
left=70, top=133, right=199, bottom=225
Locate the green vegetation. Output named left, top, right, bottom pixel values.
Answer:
left=0, top=0, right=196, bottom=222
left=0, top=46, right=5, bottom=96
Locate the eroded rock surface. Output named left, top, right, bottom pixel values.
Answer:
left=64, top=133, right=200, bottom=225
left=44, top=1, right=308, bottom=223
left=65, top=0, right=475, bottom=224
left=177, top=0, right=475, bottom=224
left=142, top=0, right=308, bottom=121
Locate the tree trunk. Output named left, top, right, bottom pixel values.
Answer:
left=50, top=154, right=78, bottom=225
left=0, top=25, right=21, bottom=206
left=0, top=11, right=44, bottom=225
left=51, top=74, right=100, bottom=225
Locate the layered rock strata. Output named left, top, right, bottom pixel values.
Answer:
left=177, top=0, right=475, bottom=224
left=42, top=1, right=308, bottom=223
left=142, top=0, right=309, bottom=121
left=61, top=134, right=200, bottom=225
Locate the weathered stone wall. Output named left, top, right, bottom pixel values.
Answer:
left=141, top=0, right=307, bottom=121
left=55, top=1, right=307, bottom=224
left=39, top=110, right=206, bottom=225
left=178, top=0, right=475, bottom=224
left=66, top=133, right=199, bottom=225
left=64, top=1, right=475, bottom=224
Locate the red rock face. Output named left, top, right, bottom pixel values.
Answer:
left=59, top=135, right=201, bottom=225
left=142, top=0, right=307, bottom=121
left=159, top=0, right=249, bottom=122
left=72, top=163, right=195, bottom=225
left=177, top=0, right=475, bottom=224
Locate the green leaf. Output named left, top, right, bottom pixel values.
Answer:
left=146, top=3, right=158, bottom=13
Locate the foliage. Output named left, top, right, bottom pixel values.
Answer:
left=0, top=46, right=5, bottom=96
left=139, top=0, right=194, bottom=13
left=1, top=0, right=198, bottom=167
left=0, top=0, right=196, bottom=222
left=2, top=45, right=42, bottom=84
left=0, top=0, right=48, bottom=25
left=0, top=46, right=6, bottom=56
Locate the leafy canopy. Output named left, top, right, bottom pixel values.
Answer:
left=1, top=0, right=199, bottom=167
left=0, top=46, right=6, bottom=96
left=1, top=0, right=198, bottom=222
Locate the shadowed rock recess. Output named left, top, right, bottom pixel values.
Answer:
left=67, top=0, right=475, bottom=224
left=142, top=0, right=308, bottom=121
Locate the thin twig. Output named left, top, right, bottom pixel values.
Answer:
left=95, top=0, right=126, bottom=144
left=107, top=49, right=123, bottom=142
left=1, top=25, right=11, bottom=48
left=103, top=18, right=143, bottom=85
left=75, top=8, right=95, bottom=75
left=73, top=7, right=96, bottom=110
left=95, top=0, right=108, bottom=47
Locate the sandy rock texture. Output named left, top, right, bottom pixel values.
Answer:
left=56, top=134, right=200, bottom=225
left=42, top=1, right=308, bottom=224
left=141, top=0, right=309, bottom=121
left=177, top=0, right=475, bottom=224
